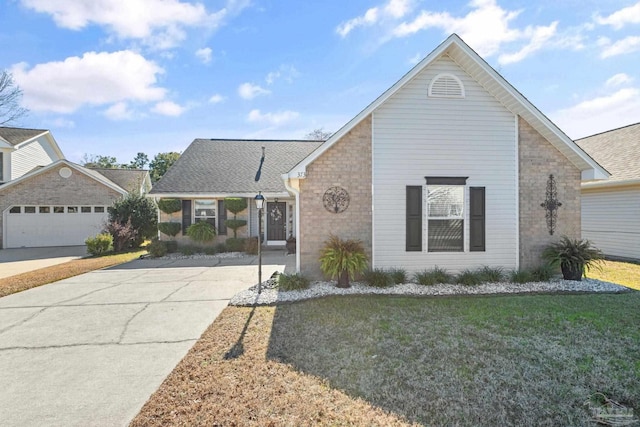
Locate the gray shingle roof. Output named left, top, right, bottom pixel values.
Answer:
left=90, top=168, right=150, bottom=193
left=0, top=127, right=47, bottom=146
left=575, top=122, right=640, bottom=182
left=150, top=139, right=323, bottom=195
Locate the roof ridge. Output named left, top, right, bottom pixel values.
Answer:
left=576, top=121, right=640, bottom=141
left=196, top=138, right=323, bottom=143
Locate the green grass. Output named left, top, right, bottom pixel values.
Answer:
left=267, top=293, right=640, bottom=426
left=588, top=259, right=640, bottom=290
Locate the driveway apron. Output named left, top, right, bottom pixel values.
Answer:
left=0, top=255, right=286, bottom=427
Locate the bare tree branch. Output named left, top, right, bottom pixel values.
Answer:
left=0, top=70, right=28, bottom=125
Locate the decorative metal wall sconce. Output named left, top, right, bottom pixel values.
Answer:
left=323, top=186, right=350, bottom=213
left=540, top=174, right=562, bottom=235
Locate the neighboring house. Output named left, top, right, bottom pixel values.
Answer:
left=575, top=122, right=640, bottom=260
left=151, top=34, right=608, bottom=278
left=0, top=127, right=65, bottom=184
left=0, top=159, right=151, bottom=248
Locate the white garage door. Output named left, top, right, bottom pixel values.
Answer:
left=5, top=205, right=109, bottom=248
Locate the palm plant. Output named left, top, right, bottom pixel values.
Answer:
left=541, top=236, right=603, bottom=281
left=319, top=235, right=368, bottom=288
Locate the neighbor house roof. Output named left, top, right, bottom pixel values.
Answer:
left=285, top=33, right=609, bottom=182
left=0, top=127, right=47, bottom=146
left=89, top=168, right=151, bottom=194
left=576, top=122, right=640, bottom=189
left=149, top=139, right=323, bottom=197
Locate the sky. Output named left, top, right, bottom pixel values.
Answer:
left=1, top=0, right=639, bottom=164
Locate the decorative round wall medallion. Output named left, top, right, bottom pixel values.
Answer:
left=323, top=186, right=350, bottom=213
left=59, top=167, right=72, bottom=178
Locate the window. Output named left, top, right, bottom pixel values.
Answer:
left=428, top=73, right=465, bottom=98
left=68, top=206, right=78, bottom=213
left=427, top=185, right=464, bottom=252
left=9, top=206, right=20, bottom=214
left=194, top=200, right=216, bottom=228
left=39, top=206, right=50, bottom=213
left=54, top=206, right=64, bottom=213
left=81, top=206, right=92, bottom=213
left=0, top=152, right=3, bottom=182
left=25, top=206, right=36, bottom=213
left=94, top=206, right=105, bottom=213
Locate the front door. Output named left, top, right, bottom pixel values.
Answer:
left=266, top=201, right=286, bottom=242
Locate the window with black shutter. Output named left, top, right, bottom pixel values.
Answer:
left=218, top=199, right=227, bottom=235
left=181, top=200, right=191, bottom=235
left=406, top=186, right=422, bottom=251
left=469, top=187, right=485, bottom=251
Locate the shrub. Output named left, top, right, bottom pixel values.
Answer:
left=225, top=237, right=246, bottom=252
left=456, top=269, right=483, bottom=286
left=244, top=237, right=259, bottom=255
left=85, top=233, right=113, bottom=256
left=180, top=245, right=197, bottom=256
left=165, top=240, right=178, bottom=253
left=363, top=269, right=393, bottom=288
left=108, top=194, right=157, bottom=247
left=477, top=266, right=504, bottom=283
left=278, top=273, right=310, bottom=291
left=186, top=221, right=216, bottom=243
left=387, top=268, right=407, bottom=285
left=224, top=198, right=248, bottom=238
left=510, top=269, right=533, bottom=284
left=319, top=235, right=368, bottom=288
left=542, top=236, right=603, bottom=281
left=147, top=239, right=167, bottom=258
left=105, top=218, right=137, bottom=252
left=157, top=198, right=181, bottom=214
left=414, top=266, right=453, bottom=286
left=531, top=264, right=555, bottom=282
left=431, top=266, right=453, bottom=284
left=224, top=219, right=247, bottom=238
left=158, top=222, right=181, bottom=238
left=204, top=246, right=217, bottom=255
left=216, top=243, right=227, bottom=253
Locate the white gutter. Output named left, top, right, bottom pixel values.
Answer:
left=581, top=178, right=640, bottom=190
left=282, top=175, right=301, bottom=273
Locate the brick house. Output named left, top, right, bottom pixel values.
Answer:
left=152, top=34, right=608, bottom=278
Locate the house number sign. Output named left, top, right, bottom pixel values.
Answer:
left=323, top=186, right=350, bottom=213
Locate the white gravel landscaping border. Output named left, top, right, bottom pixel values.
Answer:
left=230, top=277, right=632, bottom=306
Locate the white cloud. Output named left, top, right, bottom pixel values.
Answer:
left=384, top=0, right=412, bottom=18
left=152, top=101, right=185, bottom=116
left=195, top=47, right=212, bottom=63
left=408, top=52, right=422, bottom=64
left=599, top=35, right=640, bottom=58
left=238, top=82, right=270, bottom=99
left=595, top=2, right=640, bottom=29
left=11, top=50, right=166, bottom=113
left=554, top=87, right=640, bottom=139
left=247, top=109, right=299, bottom=125
left=208, top=94, right=225, bottom=103
left=20, top=0, right=248, bottom=49
left=336, top=7, right=379, bottom=37
left=498, top=22, right=558, bottom=65
left=104, top=102, right=135, bottom=120
left=265, top=64, right=300, bottom=85
left=47, top=117, right=75, bottom=128
left=606, top=73, right=634, bottom=88
left=336, top=0, right=413, bottom=37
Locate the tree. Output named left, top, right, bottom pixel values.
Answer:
left=82, top=154, right=119, bottom=168
left=107, top=194, right=158, bottom=247
left=129, top=152, right=149, bottom=169
left=0, top=70, right=28, bottom=125
left=305, top=127, right=332, bottom=141
left=149, top=152, right=180, bottom=182
left=224, top=197, right=248, bottom=238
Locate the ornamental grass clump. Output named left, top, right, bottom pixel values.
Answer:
left=413, top=266, right=452, bottom=286
left=319, top=235, right=368, bottom=288
left=387, top=268, right=407, bottom=285
left=477, top=266, right=504, bottom=283
left=542, top=236, right=603, bottom=281
left=363, top=269, right=393, bottom=288
left=277, top=273, right=310, bottom=291
left=510, top=269, right=533, bottom=284
left=186, top=221, right=216, bottom=243
left=455, top=269, right=483, bottom=286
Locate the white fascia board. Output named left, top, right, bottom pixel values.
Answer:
left=148, top=192, right=292, bottom=199
left=581, top=178, right=640, bottom=190
left=0, top=137, right=14, bottom=150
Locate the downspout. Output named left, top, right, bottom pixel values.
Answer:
left=283, top=175, right=301, bottom=273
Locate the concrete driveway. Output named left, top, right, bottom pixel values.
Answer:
left=0, top=253, right=288, bottom=426
left=0, top=246, right=88, bottom=279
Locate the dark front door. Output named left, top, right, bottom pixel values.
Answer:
left=266, top=202, right=286, bottom=241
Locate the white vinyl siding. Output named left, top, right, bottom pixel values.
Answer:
left=373, top=54, right=518, bottom=273
left=11, top=137, right=59, bottom=180
left=581, top=187, right=640, bottom=260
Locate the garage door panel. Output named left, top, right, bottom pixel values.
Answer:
left=6, top=213, right=108, bottom=248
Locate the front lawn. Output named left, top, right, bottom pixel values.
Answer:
left=0, top=250, right=146, bottom=298
left=588, top=259, right=640, bottom=290
left=132, top=292, right=640, bottom=426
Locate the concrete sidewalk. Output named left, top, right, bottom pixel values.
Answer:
left=0, top=253, right=289, bottom=426
left=0, top=246, right=87, bottom=279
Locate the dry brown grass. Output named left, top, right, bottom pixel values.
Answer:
left=588, top=259, right=640, bottom=291
left=0, top=250, right=145, bottom=298
left=130, top=306, right=418, bottom=427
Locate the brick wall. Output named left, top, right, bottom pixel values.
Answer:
left=519, top=117, right=581, bottom=268
left=0, top=165, right=123, bottom=248
left=299, top=115, right=373, bottom=279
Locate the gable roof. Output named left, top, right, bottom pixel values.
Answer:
left=149, top=139, right=322, bottom=197
left=576, top=122, right=640, bottom=189
left=285, top=33, right=608, bottom=182
left=0, top=127, right=47, bottom=146
left=89, top=168, right=151, bottom=194
left=0, top=159, right=128, bottom=195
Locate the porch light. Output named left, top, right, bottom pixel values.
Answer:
left=254, top=192, right=265, bottom=294
left=254, top=192, right=265, bottom=210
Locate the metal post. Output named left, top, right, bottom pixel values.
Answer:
left=258, top=206, right=262, bottom=294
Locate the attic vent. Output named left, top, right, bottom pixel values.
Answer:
left=428, top=73, right=465, bottom=98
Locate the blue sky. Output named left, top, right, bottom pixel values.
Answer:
left=1, top=0, right=639, bottom=164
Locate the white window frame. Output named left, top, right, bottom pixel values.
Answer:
left=426, top=184, right=465, bottom=252
left=194, top=199, right=217, bottom=228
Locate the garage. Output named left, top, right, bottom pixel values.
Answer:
left=4, top=205, right=109, bottom=248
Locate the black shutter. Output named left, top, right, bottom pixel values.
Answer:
left=181, top=200, right=191, bottom=236
left=218, top=199, right=227, bottom=235
left=406, top=186, right=422, bottom=252
left=470, top=187, right=485, bottom=252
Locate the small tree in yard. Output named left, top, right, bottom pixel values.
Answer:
left=108, top=194, right=157, bottom=247
left=105, top=218, right=137, bottom=252
left=224, top=198, right=247, bottom=238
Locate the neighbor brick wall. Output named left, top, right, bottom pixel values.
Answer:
left=0, top=165, right=123, bottom=248
left=519, top=117, right=581, bottom=268
left=299, top=115, right=372, bottom=279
